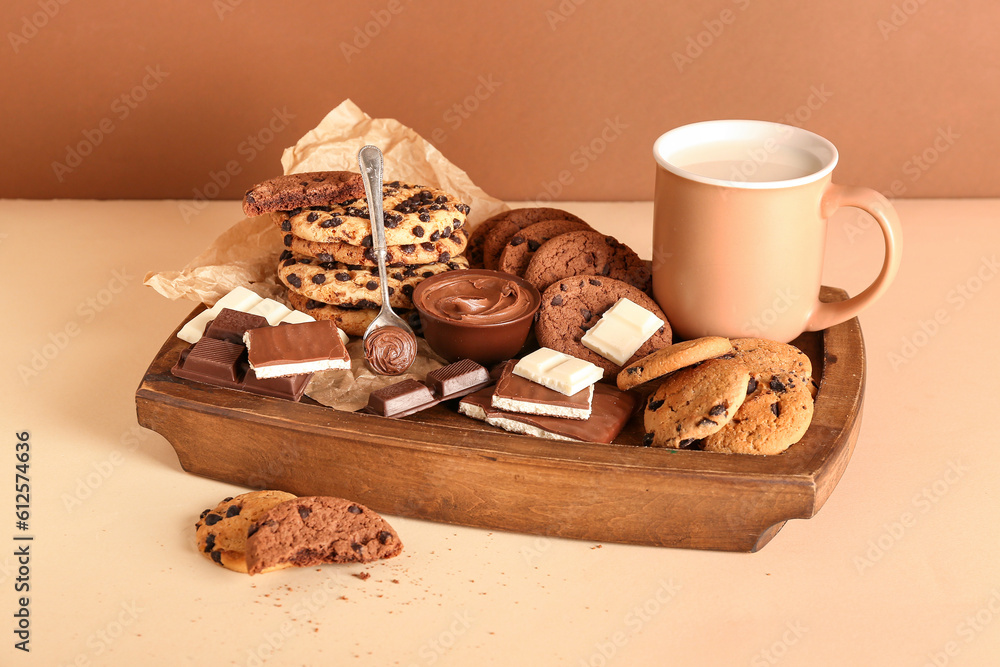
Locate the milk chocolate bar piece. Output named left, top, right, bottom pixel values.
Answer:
left=512, top=347, right=603, bottom=396
left=245, top=321, right=350, bottom=379
left=364, top=380, right=437, bottom=418
left=492, top=360, right=593, bottom=420
left=581, top=297, right=664, bottom=366
left=459, top=383, right=636, bottom=444
left=171, top=326, right=311, bottom=401
left=204, top=309, right=269, bottom=345
left=362, top=359, right=491, bottom=419
left=425, top=359, right=491, bottom=400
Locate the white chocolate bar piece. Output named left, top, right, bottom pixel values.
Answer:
left=176, top=286, right=322, bottom=344
left=512, top=348, right=603, bottom=396
left=581, top=298, right=664, bottom=366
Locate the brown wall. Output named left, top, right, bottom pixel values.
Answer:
left=1, top=0, right=994, bottom=201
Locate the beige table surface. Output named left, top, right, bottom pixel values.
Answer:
left=1, top=199, right=998, bottom=666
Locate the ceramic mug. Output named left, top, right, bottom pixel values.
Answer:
left=651, top=120, right=902, bottom=343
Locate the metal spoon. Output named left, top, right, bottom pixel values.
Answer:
left=357, top=145, right=416, bottom=372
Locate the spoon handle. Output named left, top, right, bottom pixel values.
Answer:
left=357, top=145, right=392, bottom=309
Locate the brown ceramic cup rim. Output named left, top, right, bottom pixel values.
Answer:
left=411, top=269, right=541, bottom=328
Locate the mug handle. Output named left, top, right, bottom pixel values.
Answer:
left=805, top=184, right=903, bottom=332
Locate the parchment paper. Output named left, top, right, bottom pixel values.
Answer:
left=144, top=98, right=508, bottom=410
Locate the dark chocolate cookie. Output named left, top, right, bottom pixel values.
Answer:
left=244, top=496, right=403, bottom=575
left=523, top=230, right=651, bottom=293
left=243, top=171, right=365, bottom=217
left=479, top=207, right=588, bottom=270
left=496, top=219, right=592, bottom=277
left=535, top=276, right=672, bottom=376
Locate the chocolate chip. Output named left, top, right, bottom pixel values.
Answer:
left=708, top=403, right=728, bottom=416
left=771, top=402, right=781, bottom=418
left=560, top=283, right=569, bottom=291
left=283, top=234, right=293, bottom=246
left=286, top=274, right=302, bottom=288
left=299, top=181, right=309, bottom=187
left=283, top=258, right=296, bottom=267
left=348, top=505, right=363, bottom=514
left=421, top=242, right=434, bottom=251
left=297, top=258, right=312, bottom=265
left=379, top=531, right=394, bottom=544
left=245, top=193, right=255, bottom=204
left=627, top=366, right=642, bottom=375
left=225, top=505, right=241, bottom=518
left=391, top=272, right=402, bottom=280
left=211, top=550, right=222, bottom=564
left=204, top=513, right=221, bottom=526
left=648, top=398, right=664, bottom=411
left=199, top=509, right=210, bottom=519
left=429, top=230, right=441, bottom=242
left=510, top=236, right=525, bottom=247
left=361, top=235, right=373, bottom=248
left=314, top=253, right=332, bottom=263
left=453, top=218, right=463, bottom=228
left=580, top=308, right=591, bottom=320
left=401, top=244, right=415, bottom=254
left=311, top=274, right=326, bottom=284
left=413, top=226, right=425, bottom=238
left=642, top=433, right=654, bottom=447
left=321, top=262, right=336, bottom=270
left=550, top=295, right=563, bottom=306
left=384, top=212, right=401, bottom=228
left=422, top=271, right=433, bottom=278
left=351, top=543, right=363, bottom=553
left=335, top=272, right=351, bottom=282
left=601, top=264, right=611, bottom=276
left=281, top=220, right=291, bottom=232
left=298, top=506, right=312, bottom=520
left=402, top=284, right=414, bottom=297
left=588, top=278, right=602, bottom=286
left=442, top=226, right=452, bottom=238
left=203, top=533, right=215, bottom=552
left=419, top=212, right=431, bottom=223
left=697, top=418, right=717, bottom=428
left=365, top=280, right=378, bottom=291
left=527, top=240, right=541, bottom=252
left=439, top=252, right=451, bottom=263
left=434, top=195, right=447, bottom=204
left=387, top=286, right=395, bottom=296
left=279, top=250, right=291, bottom=261
left=746, top=377, right=758, bottom=394
left=769, top=377, right=787, bottom=393
left=306, top=211, right=318, bottom=222
left=680, top=439, right=705, bottom=451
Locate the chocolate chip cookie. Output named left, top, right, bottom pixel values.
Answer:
left=726, top=338, right=813, bottom=379
left=278, top=252, right=468, bottom=309
left=535, top=276, right=672, bottom=376
left=478, top=207, right=588, bottom=270
left=244, top=496, right=403, bottom=575
left=642, top=359, right=751, bottom=449
left=523, top=230, right=651, bottom=293
left=243, top=171, right=365, bottom=217
left=286, top=291, right=412, bottom=337
left=703, top=371, right=814, bottom=455
left=195, top=490, right=298, bottom=573
left=273, top=181, right=469, bottom=246
left=289, top=228, right=468, bottom=267
left=496, top=219, right=592, bottom=277
left=617, top=337, right=733, bottom=391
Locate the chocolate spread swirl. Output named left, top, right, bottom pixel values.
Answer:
left=364, top=326, right=417, bottom=376
left=415, top=274, right=536, bottom=324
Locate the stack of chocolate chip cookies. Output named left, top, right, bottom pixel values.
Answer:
left=243, top=171, right=473, bottom=337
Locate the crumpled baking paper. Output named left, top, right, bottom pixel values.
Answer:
left=144, top=98, right=508, bottom=410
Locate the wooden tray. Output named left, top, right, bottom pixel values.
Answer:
left=136, top=286, right=864, bottom=552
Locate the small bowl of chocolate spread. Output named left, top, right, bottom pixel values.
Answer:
left=412, top=269, right=541, bottom=365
